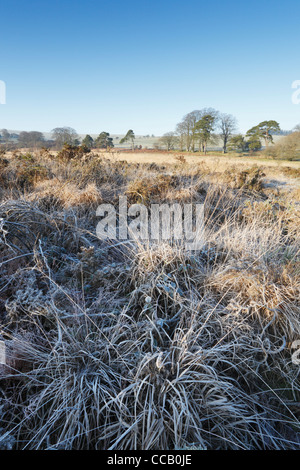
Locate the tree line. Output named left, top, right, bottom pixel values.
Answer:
left=157, top=110, right=283, bottom=154
left=1, top=113, right=298, bottom=155
left=0, top=127, right=136, bottom=151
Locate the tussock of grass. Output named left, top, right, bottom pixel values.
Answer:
left=29, top=180, right=102, bottom=209
left=222, top=166, right=265, bottom=192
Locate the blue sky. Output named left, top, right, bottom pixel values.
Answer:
left=0, top=0, right=300, bottom=135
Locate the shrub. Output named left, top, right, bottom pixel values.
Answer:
left=126, top=175, right=177, bottom=204
left=0, top=153, right=49, bottom=190
left=14, top=154, right=49, bottom=188
left=57, top=144, right=91, bottom=161
left=223, top=166, right=265, bottom=191
left=280, top=166, right=300, bottom=178
left=174, top=154, right=186, bottom=164
left=266, top=132, right=300, bottom=161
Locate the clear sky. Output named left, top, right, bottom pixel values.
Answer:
left=0, top=0, right=300, bottom=135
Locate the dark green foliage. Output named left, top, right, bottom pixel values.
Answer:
left=228, top=134, right=248, bottom=152
left=81, top=134, right=94, bottom=149
left=120, top=129, right=135, bottom=149
left=246, top=120, right=281, bottom=146
left=57, top=143, right=91, bottom=161
left=95, top=132, right=114, bottom=149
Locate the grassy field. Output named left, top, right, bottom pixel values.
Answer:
left=0, top=148, right=299, bottom=449
left=95, top=149, right=300, bottom=168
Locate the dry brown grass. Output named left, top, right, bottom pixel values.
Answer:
left=222, top=166, right=265, bottom=191
left=90, top=149, right=300, bottom=169
left=28, top=180, right=102, bottom=209
left=125, top=175, right=178, bottom=205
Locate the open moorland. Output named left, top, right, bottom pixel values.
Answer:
left=0, top=147, right=299, bottom=449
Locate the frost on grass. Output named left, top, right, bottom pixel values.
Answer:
left=0, top=151, right=299, bottom=449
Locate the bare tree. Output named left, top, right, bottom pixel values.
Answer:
left=0, top=129, right=10, bottom=142
left=51, top=127, right=79, bottom=149
left=175, top=111, right=203, bottom=151
left=219, top=113, right=238, bottom=153
left=177, top=110, right=204, bottom=151
left=158, top=132, right=179, bottom=151
left=175, top=122, right=187, bottom=151
left=18, top=131, right=45, bottom=148
left=175, top=117, right=192, bottom=152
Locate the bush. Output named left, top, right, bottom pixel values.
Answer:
left=15, top=153, right=49, bottom=188
left=266, top=132, right=300, bottom=161
left=223, top=166, right=265, bottom=191
left=57, top=144, right=91, bottom=161
left=280, top=166, right=300, bottom=179
left=126, top=175, right=177, bottom=204
left=0, top=153, right=49, bottom=190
